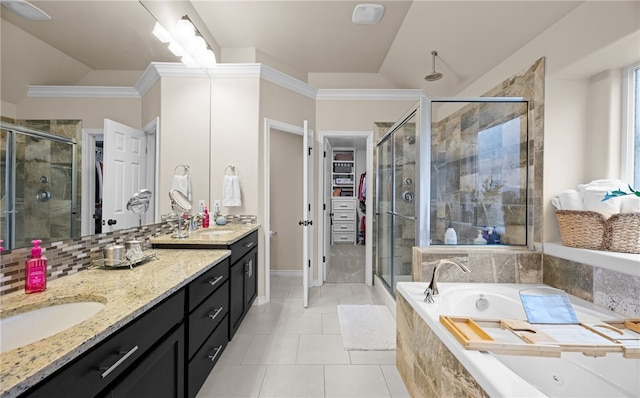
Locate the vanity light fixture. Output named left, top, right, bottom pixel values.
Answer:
left=152, top=16, right=216, bottom=69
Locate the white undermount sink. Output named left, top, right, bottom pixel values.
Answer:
left=0, top=301, right=105, bottom=353
left=200, top=230, right=233, bottom=236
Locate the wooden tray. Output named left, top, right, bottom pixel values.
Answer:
left=440, top=315, right=640, bottom=359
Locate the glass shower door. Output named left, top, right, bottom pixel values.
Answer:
left=377, top=135, right=393, bottom=289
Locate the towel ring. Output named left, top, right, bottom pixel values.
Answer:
left=225, top=165, right=238, bottom=176
left=174, top=164, right=190, bottom=176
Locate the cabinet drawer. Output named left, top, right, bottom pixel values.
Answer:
left=188, top=315, right=229, bottom=398
left=229, top=231, right=258, bottom=264
left=333, top=211, right=355, bottom=221
left=332, top=200, right=356, bottom=211
left=25, top=290, right=185, bottom=398
left=188, top=281, right=229, bottom=359
left=188, top=258, right=229, bottom=312
left=333, top=232, right=356, bottom=243
left=333, top=221, right=355, bottom=232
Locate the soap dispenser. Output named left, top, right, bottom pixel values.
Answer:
left=473, top=230, right=487, bottom=245
left=444, top=222, right=457, bottom=245
left=25, top=239, right=47, bottom=293
left=202, top=206, right=210, bottom=228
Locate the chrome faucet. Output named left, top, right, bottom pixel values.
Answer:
left=424, top=258, right=471, bottom=303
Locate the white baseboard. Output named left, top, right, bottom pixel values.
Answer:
left=270, top=270, right=303, bottom=277
left=374, top=275, right=396, bottom=318
left=253, top=295, right=269, bottom=306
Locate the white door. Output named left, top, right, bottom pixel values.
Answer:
left=302, top=120, right=313, bottom=308
left=103, top=119, right=147, bottom=231
left=323, top=139, right=332, bottom=281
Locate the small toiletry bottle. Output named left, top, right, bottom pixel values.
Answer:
left=25, top=239, right=47, bottom=293
left=444, top=222, right=457, bottom=245
left=202, top=206, right=210, bottom=228
left=486, top=227, right=495, bottom=244
left=492, top=227, right=501, bottom=244
left=473, top=230, right=487, bottom=245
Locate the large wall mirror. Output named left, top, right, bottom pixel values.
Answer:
left=1, top=1, right=178, bottom=250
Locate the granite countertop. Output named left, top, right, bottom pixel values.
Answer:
left=150, top=223, right=259, bottom=246
left=0, top=249, right=230, bottom=398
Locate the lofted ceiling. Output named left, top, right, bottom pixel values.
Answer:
left=1, top=0, right=590, bottom=104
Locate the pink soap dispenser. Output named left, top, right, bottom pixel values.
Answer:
left=202, top=206, right=210, bottom=228
left=25, top=239, right=47, bottom=294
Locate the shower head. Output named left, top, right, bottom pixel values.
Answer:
left=424, top=50, right=443, bottom=82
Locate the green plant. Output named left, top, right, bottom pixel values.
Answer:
left=602, top=185, right=640, bottom=201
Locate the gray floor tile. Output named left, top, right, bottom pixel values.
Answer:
left=258, top=365, right=325, bottom=398
left=325, top=364, right=391, bottom=398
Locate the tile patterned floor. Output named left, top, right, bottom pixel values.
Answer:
left=196, top=276, right=409, bottom=398
left=325, top=245, right=366, bottom=283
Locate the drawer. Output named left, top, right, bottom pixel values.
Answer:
left=332, top=200, right=356, bottom=211
left=333, top=232, right=356, bottom=243
left=188, top=315, right=229, bottom=398
left=229, top=231, right=258, bottom=264
left=333, top=211, right=355, bottom=221
left=188, top=281, right=229, bottom=359
left=333, top=221, right=355, bottom=232
left=188, top=258, right=229, bottom=312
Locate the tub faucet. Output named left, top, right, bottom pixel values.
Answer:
left=424, top=259, right=471, bottom=303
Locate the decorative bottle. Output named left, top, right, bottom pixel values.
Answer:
left=444, top=222, right=457, bottom=245
left=25, top=239, right=47, bottom=293
left=202, top=206, right=210, bottom=228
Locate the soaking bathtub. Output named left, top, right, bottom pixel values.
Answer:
left=396, top=282, right=640, bottom=397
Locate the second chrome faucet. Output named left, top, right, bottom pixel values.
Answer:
left=424, top=258, right=471, bottom=303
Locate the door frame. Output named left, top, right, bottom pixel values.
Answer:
left=317, top=131, right=374, bottom=286
left=263, top=118, right=313, bottom=305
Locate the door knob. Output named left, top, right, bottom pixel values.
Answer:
left=107, top=219, right=117, bottom=226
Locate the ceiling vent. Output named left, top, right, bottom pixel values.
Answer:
left=352, top=4, right=384, bottom=25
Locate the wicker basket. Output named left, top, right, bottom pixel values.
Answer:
left=605, top=212, right=640, bottom=254
left=556, top=210, right=640, bottom=254
left=556, top=210, right=607, bottom=251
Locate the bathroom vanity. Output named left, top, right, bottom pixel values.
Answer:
left=0, top=249, right=231, bottom=398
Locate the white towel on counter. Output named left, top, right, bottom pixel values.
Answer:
left=582, top=187, right=621, bottom=219
left=222, top=175, right=241, bottom=207
left=172, top=174, right=191, bottom=201
left=620, top=195, right=640, bottom=213
left=558, top=189, right=584, bottom=211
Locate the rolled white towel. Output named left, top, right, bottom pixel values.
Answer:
left=620, top=195, right=640, bottom=213
left=582, top=187, right=621, bottom=219
left=578, top=179, right=625, bottom=193
left=551, top=196, right=562, bottom=210
left=559, top=190, right=583, bottom=211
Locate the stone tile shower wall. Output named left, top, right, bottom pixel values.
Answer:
left=1, top=118, right=83, bottom=248
left=431, top=102, right=529, bottom=245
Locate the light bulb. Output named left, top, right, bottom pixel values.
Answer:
left=168, top=41, right=184, bottom=57
left=152, top=22, right=171, bottom=43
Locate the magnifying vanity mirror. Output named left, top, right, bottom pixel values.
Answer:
left=127, top=189, right=153, bottom=227
left=169, top=189, right=192, bottom=239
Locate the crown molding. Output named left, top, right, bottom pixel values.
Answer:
left=27, top=85, right=140, bottom=98
left=316, top=89, right=424, bottom=101
left=27, top=62, right=422, bottom=101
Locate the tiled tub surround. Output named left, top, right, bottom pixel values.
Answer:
left=0, top=249, right=230, bottom=398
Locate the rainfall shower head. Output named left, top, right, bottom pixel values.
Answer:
left=424, top=50, right=443, bottom=82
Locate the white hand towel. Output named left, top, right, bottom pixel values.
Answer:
left=620, top=195, right=640, bottom=213
left=172, top=174, right=191, bottom=201
left=222, top=175, right=242, bottom=207
left=559, top=190, right=583, bottom=211
left=578, top=179, right=625, bottom=193
left=582, top=187, right=621, bottom=219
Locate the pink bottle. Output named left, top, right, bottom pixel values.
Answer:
left=25, top=239, right=47, bottom=294
left=202, top=206, right=210, bottom=228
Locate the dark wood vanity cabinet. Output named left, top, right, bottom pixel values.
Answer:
left=24, top=290, right=186, bottom=398
left=226, top=232, right=258, bottom=339
left=186, top=258, right=230, bottom=398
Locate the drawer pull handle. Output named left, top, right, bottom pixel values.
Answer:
left=207, top=345, right=224, bottom=362
left=208, top=275, right=224, bottom=287
left=244, top=241, right=255, bottom=249
left=208, top=307, right=224, bottom=320
left=99, top=345, right=139, bottom=379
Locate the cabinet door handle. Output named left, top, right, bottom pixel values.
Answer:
left=99, top=345, right=139, bottom=379
left=245, top=259, right=253, bottom=277
left=207, top=345, right=224, bottom=362
left=244, top=241, right=255, bottom=249
left=208, top=275, right=224, bottom=287
left=208, top=307, right=224, bottom=321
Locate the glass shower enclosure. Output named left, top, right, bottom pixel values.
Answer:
left=375, top=97, right=529, bottom=296
left=1, top=122, right=77, bottom=249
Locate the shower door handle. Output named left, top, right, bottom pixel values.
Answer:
left=385, top=211, right=417, bottom=221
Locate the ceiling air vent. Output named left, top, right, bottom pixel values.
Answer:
left=352, top=4, right=384, bottom=25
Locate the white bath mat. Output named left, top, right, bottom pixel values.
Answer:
left=337, top=305, right=396, bottom=351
